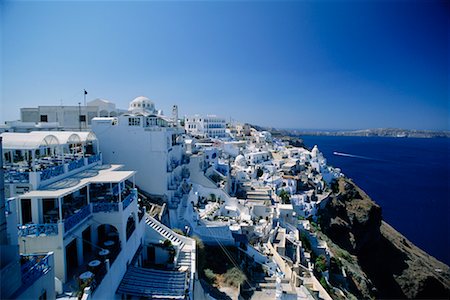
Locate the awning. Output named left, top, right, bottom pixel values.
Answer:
left=1, top=132, right=59, bottom=150
left=117, top=266, right=187, bottom=299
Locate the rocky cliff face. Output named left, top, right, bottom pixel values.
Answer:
left=319, top=178, right=450, bottom=299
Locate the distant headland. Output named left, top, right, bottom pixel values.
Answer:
left=252, top=126, right=450, bottom=139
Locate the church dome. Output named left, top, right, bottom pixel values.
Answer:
left=235, top=154, right=247, bottom=167
left=128, top=96, right=156, bottom=113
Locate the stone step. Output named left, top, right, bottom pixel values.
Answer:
left=258, top=282, right=277, bottom=289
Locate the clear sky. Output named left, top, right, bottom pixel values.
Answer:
left=1, top=0, right=448, bottom=130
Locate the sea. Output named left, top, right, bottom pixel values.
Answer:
left=300, top=135, right=450, bottom=265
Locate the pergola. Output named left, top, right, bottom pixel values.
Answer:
left=1, top=132, right=60, bottom=169
left=1, top=131, right=100, bottom=171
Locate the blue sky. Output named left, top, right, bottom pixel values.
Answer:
left=1, top=0, right=448, bottom=130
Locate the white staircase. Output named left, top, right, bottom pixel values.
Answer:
left=145, top=217, right=185, bottom=249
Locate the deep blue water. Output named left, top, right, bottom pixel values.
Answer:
left=301, top=136, right=450, bottom=265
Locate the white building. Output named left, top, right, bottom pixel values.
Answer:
left=1, top=136, right=56, bottom=300
left=91, top=96, right=189, bottom=210
left=19, top=98, right=123, bottom=131
left=3, top=131, right=196, bottom=299
left=1, top=131, right=100, bottom=198
left=185, top=114, right=227, bottom=138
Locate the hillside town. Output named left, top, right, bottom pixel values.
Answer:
left=1, top=96, right=356, bottom=300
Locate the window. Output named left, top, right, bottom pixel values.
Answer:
left=40, top=115, right=48, bottom=122
left=79, top=115, right=86, bottom=122
left=128, top=117, right=141, bottom=126
left=145, top=117, right=157, bottom=127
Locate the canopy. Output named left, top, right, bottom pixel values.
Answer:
left=74, top=131, right=98, bottom=143
left=1, top=132, right=59, bottom=150
left=33, top=131, right=81, bottom=145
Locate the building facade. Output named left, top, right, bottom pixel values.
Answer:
left=91, top=96, right=190, bottom=210
left=185, top=114, right=227, bottom=138
left=19, top=99, right=122, bottom=131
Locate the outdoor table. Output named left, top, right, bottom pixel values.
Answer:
left=104, top=240, right=114, bottom=247
left=98, top=249, right=110, bottom=258
left=79, top=271, right=94, bottom=281
left=88, top=260, right=101, bottom=268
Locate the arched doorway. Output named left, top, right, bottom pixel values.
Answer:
left=126, top=213, right=136, bottom=241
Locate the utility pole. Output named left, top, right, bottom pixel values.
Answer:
left=78, top=102, right=82, bottom=131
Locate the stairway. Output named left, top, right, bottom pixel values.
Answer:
left=176, top=249, right=191, bottom=269
left=255, top=276, right=290, bottom=290
left=145, top=217, right=185, bottom=249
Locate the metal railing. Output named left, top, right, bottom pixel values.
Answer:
left=92, top=202, right=119, bottom=213
left=21, top=254, right=52, bottom=286
left=68, top=158, right=85, bottom=171
left=5, top=170, right=30, bottom=183
left=64, top=205, right=91, bottom=233
left=87, top=153, right=101, bottom=164
left=18, top=223, right=58, bottom=237
left=40, top=165, right=64, bottom=181
left=122, top=189, right=137, bottom=210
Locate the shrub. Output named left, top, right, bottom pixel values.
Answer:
left=223, top=267, right=247, bottom=288
left=319, top=276, right=330, bottom=291
left=315, top=254, right=327, bottom=273
left=279, top=189, right=291, bottom=204
left=204, top=268, right=216, bottom=284
left=300, top=232, right=311, bottom=251
left=163, top=239, right=173, bottom=248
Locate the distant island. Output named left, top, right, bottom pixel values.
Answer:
left=252, top=126, right=450, bottom=139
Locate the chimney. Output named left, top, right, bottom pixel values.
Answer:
left=172, top=105, right=179, bottom=127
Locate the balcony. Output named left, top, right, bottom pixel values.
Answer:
left=20, top=253, right=53, bottom=286
left=122, top=189, right=137, bottom=210
left=18, top=223, right=59, bottom=237
left=3, top=153, right=102, bottom=186
left=87, top=153, right=101, bottom=164
left=64, top=205, right=91, bottom=233
left=40, top=165, right=65, bottom=181
left=90, top=183, right=137, bottom=212
left=4, top=170, right=29, bottom=183
left=68, top=158, right=85, bottom=171
left=92, top=202, right=119, bottom=213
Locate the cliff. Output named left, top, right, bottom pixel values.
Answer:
left=318, top=178, right=450, bottom=299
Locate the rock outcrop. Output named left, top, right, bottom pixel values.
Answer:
left=319, top=178, right=450, bottom=299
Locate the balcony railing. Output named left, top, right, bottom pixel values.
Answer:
left=5, top=170, right=30, bottom=183
left=68, top=158, right=85, bottom=171
left=18, top=223, right=58, bottom=237
left=21, top=254, right=52, bottom=286
left=92, top=202, right=119, bottom=213
left=40, top=165, right=64, bottom=181
left=122, top=189, right=137, bottom=210
left=64, top=205, right=91, bottom=233
left=87, top=153, right=101, bottom=165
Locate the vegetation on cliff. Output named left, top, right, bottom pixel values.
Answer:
left=318, top=178, right=450, bottom=299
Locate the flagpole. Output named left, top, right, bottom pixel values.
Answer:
left=84, top=89, right=87, bottom=106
